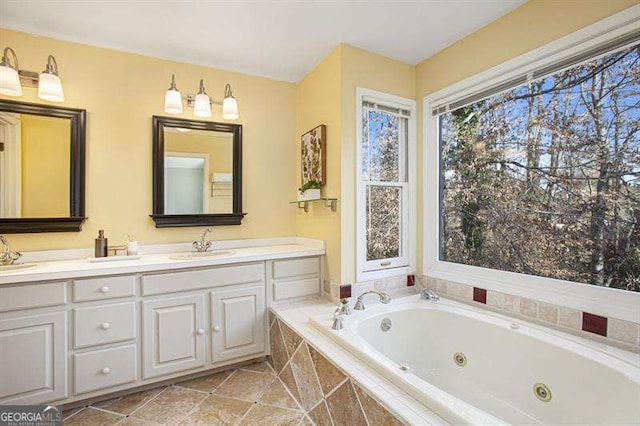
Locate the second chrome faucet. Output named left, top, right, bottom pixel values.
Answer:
left=193, top=228, right=213, bottom=253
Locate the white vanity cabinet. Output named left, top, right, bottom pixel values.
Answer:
left=0, top=311, right=67, bottom=404
left=0, top=248, right=323, bottom=407
left=211, top=284, right=265, bottom=363
left=142, top=294, right=206, bottom=379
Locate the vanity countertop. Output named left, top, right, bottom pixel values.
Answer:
left=0, top=240, right=324, bottom=285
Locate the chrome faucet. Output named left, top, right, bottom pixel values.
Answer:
left=420, top=288, right=440, bottom=301
left=193, top=228, right=213, bottom=253
left=0, top=235, right=22, bottom=266
left=353, top=290, right=391, bottom=311
left=331, top=308, right=347, bottom=330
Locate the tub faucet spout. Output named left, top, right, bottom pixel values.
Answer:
left=353, top=290, right=391, bottom=311
left=420, top=289, right=440, bottom=301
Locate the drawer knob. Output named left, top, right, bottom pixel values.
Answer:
left=101, top=367, right=111, bottom=375
left=101, top=322, right=110, bottom=330
left=213, top=326, right=221, bottom=332
left=196, top=328, right=205, bottom=335
left=100, top=286, right=109, bottom=293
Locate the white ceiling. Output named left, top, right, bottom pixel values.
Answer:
left=0, top=0, right=526, bottom=82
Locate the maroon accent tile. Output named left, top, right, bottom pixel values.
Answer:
left=582, top=312, right=608, bottom=336
left=339, top=284, right=351, bottom=299
left=473, top=287, right=487, bottom=304
left=406, top=275, right=415, bottom=287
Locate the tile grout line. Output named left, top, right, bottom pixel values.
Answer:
left=350, top=380, right=372, bottom=426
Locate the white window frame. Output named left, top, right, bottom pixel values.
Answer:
left=356, top=87, right=416, bottom=282
left=423, top=5, right=640, bottom=323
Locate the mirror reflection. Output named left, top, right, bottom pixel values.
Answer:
left=0, top=112, right=71, bottom=218
left=163, top=127, right=233, bottom=214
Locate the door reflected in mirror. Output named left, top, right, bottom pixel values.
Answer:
left=0, top=112, right=71, bottom=218
left=164, top=128, right=233, bottom=215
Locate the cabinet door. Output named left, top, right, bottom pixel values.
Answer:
left=142, top=294, right=205, bottom=379
left=211, top=285, right=265, bottom=363
left=0, top=312, right=67, bottom=404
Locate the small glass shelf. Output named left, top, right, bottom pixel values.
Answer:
left=290, top=198, right=338, bottom=212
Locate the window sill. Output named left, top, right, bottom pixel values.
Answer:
left=358, top=266, right=410, bottom=283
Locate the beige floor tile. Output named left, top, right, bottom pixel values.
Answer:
left=63, top=406, right=85, bottom=420
left=94, top=388, right=165, bottom=416
left=176, top=370, right=235, bottom=393
left=64, top=407, right=124, bottom=426
left=239, top=404, right=303, bottom=426
left=117, top=417, right=163, bottom=425
left=131, top=386, right=207, bottom=424
left=258, top=379, right=300, bottom=410
left=178, top=394, right=253, bottom=425
left=307, top=401, right=332, bottom=426
left=215, top=369, right=275, bottom=401
left=240, top=361, right=275, bottom=375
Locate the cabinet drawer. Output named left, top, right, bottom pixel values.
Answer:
left=142, top=262, right=264, bottom=296
left=0, top=282, right=66, bottom=312
left=73, top=276, right=136, bottom=302
left=74, top=344, right=137, bottom=395
left=272, top=257, right=319, bottom=279
left=74, top=302, right=136, bottom=348
left=273, top=278, right=320, bottom=301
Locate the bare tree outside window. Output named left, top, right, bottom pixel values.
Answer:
left=362, top=109, right=407, bottom=262
left=440, top=44, right=640, bottom=292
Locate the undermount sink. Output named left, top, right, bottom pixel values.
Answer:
left=169, top=250, right=235, bottom=260
left=0, top=263, right=37, bottom=273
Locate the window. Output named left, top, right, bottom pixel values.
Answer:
left=424, top=9, right=640, bottom=319
left=356, top=88, right=416, bottom=280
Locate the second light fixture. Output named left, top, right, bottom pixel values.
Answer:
left=163, top=74, right=239, bottom=120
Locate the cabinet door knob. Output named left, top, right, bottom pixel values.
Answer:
left=213, top=326, right=221, bottom=332
left=196, top=328, right=205, bottom=335
left=101, top=367, right=111, bottom=375
left=100, top=286, right=109, bottom=293
left=101, top=322, right=110, bottom=330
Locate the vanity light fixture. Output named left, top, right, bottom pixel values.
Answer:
left=38, top=55, right=65, bottom=102
left=163, top=74, right=239, bottom=120
left=164, top=74, right=183, bottom=114
left=193, top=79, right=211, bottom=118
left=0, top=46, right=66, bottom=102
left=222, top=84, right=239, bottom=120
left=0, top=47, right=22, bottom=97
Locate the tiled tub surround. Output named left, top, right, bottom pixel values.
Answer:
left=269, top=297, right=448, bottom=425
left=62, top=361, right=311, bottom=425
left=310, top=294, right=640, bottom=424
left=422, top=276, right=640, bottom=351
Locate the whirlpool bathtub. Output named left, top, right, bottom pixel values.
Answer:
left=310, top=295, right=640, bottom=425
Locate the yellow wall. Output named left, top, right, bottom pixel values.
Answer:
left=0, top=28, right=298, bottom=250
left=339, top=45, right=415, bottom=284
left=20, top=114, right=70, bottom=217
left=296, top=46, right=342, bottom=285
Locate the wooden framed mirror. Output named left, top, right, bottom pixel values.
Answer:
left=151, top=116, right=245, bottom=227
left=0, top=99, right=86, bottom=233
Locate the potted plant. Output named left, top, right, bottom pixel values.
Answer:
left=298, top=180, right=321, bottom=201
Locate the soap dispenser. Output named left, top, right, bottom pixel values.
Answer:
left=95, top=230, right=108, bottom=258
